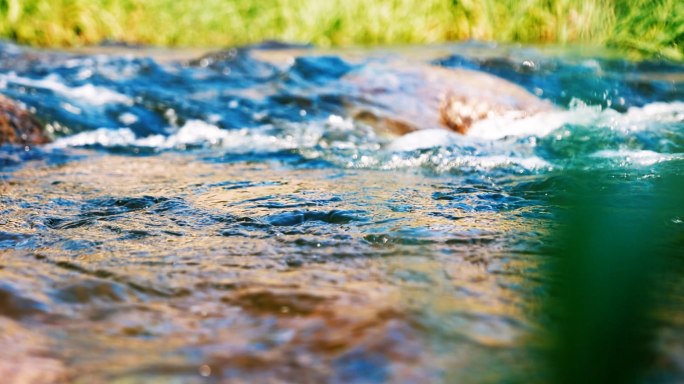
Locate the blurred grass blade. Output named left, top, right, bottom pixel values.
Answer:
left=552, top=171, right=684, bottom=384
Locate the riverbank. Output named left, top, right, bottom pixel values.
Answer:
left=0, top=0, right=682, bottom=60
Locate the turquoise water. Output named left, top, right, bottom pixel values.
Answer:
left=1, top=42, right=684, bottom=383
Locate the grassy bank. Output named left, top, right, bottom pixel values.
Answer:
left=0, top=0, right=682, bottom=60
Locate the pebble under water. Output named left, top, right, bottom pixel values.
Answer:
left=2, top=42, right=684, bottom=383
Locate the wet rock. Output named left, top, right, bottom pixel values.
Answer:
left=0, top=93, right=50, bottom=147
left=344, top=62, right=555, bottom=135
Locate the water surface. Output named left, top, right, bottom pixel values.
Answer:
left=1, top=42, right=684, bottom=383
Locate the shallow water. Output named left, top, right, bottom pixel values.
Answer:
left=1, top=41, right=684, bottom=383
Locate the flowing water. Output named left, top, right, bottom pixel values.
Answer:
left=1, top=41, right=684, bottom=383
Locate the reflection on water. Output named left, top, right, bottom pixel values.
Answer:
left=1, top=41, right=684, bottom=383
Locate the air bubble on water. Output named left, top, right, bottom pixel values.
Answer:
left=77, top=69, right=93, bottom=79
left=119, top=113, right=139, bottom=125
left=199, top=365, right=211, bottom=377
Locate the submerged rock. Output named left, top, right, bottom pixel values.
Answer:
left=0, top=93, right=50, bottom=147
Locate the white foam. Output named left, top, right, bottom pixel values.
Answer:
left=466, top=101, right=684, bottom=141
left=467, top=100, right=605, bottom=140
left=48, top=120, right=323, bottom=151
left=389, top=128, right=466, bottom=151
left=437, top=155, right=551, bottom=171
left=0, top=73, right=132, bottom=105
left=118, top=113, right=139, bottom=125
left=624, top=102, right=684, bottom=122
left=467, top=111, right=575, bottom=140
left=140, top=120, right=233, bottom=148
left=49, top=127, right=138, bottom=148
left=380, top=152, right=550, bottom=171
left=590, top=149, right=684, bottom=166
left=48, top=121, right=229, bottom=149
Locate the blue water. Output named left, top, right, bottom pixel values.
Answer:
left=1, top=41, right=684, bottom=383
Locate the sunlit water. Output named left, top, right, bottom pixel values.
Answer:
left=1, top=41, right=684, bottom=383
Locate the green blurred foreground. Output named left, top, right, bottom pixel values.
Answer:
left=0, top=0, right=682, bottom=60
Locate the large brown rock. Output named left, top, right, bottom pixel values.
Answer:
left=0, top=94, right=50, bottom=147
left=343, top=61, right=555, bottom=135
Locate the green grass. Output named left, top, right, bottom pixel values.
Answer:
left=0, top=0, right=682, bottom=60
